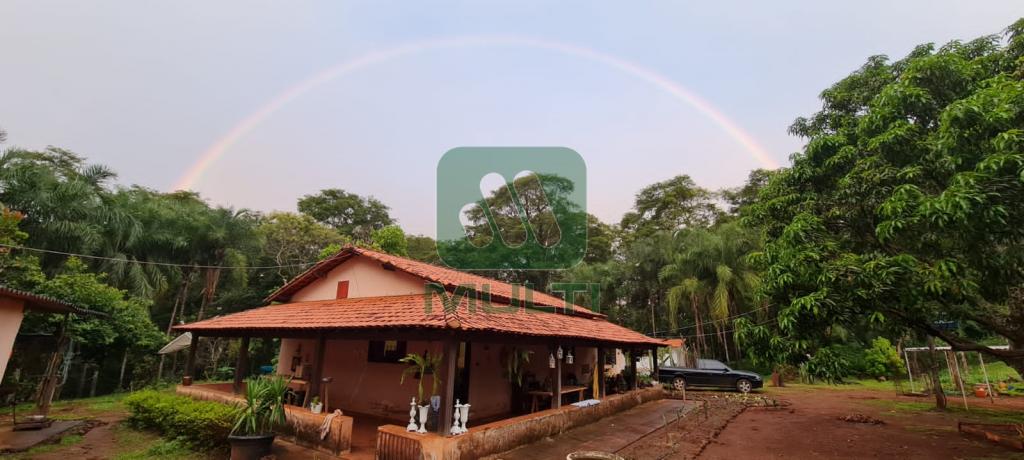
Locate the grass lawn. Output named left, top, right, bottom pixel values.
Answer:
left=4, top=387, right=213, bottom=460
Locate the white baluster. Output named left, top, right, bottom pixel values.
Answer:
left=450, top=399, right=462, bottom=435
left=407, top=397, right=418, bottom=431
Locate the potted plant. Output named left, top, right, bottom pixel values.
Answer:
left=400, top=351, right=441, bottom=433
left=503, top=347, right=532, bottom=414
left=310, top=396, right=323, bottom=414
left=229, top=375, right=290, bottom=460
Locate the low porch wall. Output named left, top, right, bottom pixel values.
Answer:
left=377, top=387, right=665, bottom=460
left=177, top=384, right=353, bottom=456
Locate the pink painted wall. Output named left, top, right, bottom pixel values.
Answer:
left=0, top=298, right=26, bottom=382
left=290, top=256, right=426, bottom=302
left=277, top=338, right=519, bottom=422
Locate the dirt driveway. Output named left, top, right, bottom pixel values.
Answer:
left=700, top=385, right=1023, bottom=459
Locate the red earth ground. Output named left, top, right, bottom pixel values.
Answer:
left=700, top=385, right=1024, bottom=459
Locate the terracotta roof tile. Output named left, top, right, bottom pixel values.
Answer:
left=176, top=293, right=662, bottom=346
left=264, top=246, right=605, bottom=318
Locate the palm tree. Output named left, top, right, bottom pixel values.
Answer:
left=659, top=222, right=762, bottom=361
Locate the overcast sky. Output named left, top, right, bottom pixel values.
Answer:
left=1, top=1, right=1020, bottom=235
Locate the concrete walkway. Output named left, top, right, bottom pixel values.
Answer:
left=0, top=420, right=84, bottom=452
left=491, top=398, right=693, bottom=460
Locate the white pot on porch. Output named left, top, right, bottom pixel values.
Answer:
left=310, top=402, right=323, bottom=414
left=417, top=405, right=429, bottom=434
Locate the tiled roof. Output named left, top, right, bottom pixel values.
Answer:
left=265, top=246, right=605, bottom=318
left=0, top=285, right=103, bottom=316
left=175, top=293, right=662, bottom=347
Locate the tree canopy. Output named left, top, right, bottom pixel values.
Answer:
left=738, top=19, right=1024, bottom=376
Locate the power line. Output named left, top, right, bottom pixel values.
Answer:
left=663, top=317, right=778, bottom=339
left=652, top=305, right=772, bottom=336
left=0, top=243, right=319, bottom=270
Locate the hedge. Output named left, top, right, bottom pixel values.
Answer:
left=124, top=390, right=235, bottom=449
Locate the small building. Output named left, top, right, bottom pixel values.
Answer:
left=0, top=286, right=91, bottom=382
left=175, top=246, right=664, bottom=458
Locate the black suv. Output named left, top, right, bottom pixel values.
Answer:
left=658, top=359, right=763, bottom=393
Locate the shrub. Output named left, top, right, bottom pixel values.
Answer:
left=803, top=346, right=850, bottom=384
left=124, top=390, right=234, bottom=449
left=863, top=337, right=903, bottom=379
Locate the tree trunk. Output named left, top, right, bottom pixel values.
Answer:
left=927, top=337, right=947, bottom=410
left=118, top=349, right=129, bottom=391
left=196, top=266, right=222, bottom=321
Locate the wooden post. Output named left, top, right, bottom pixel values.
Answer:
left=627, top=349, right=638, bottom=391
left=596, top=347, right=606, bottom=399
left=440, top=340, right=458, bottom=435
left=304, top=334, right=326, bottom=407
left=184, top=333, right=199, bottom=385
left=650, top=347, right=659, bottom=388
left=554, top=345, right=563, bottom=409
left=233, top=336, right=250, bottom=394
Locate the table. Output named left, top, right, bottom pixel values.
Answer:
left=528, top=385, right=587, bottom=412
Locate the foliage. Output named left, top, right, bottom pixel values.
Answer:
left=370, top=225, right=408, bottom=256
left=25, top=258, right=164, bottom=357
left=406, top=235, right=440, bottom=263
left=399, top=351, right=442, bottom=401
left=297, top=188, right=393, bottom=239
left=803, top=346, right=851, bottom=384
left=739, top=19, right=1024, bottom=376
left=619, top=175, right=719, bottom=239
left=124, top=390, right=234, bottom=449
left=863, top=338, right=904, bottom=378
left=659, top=221, right=762, bottom=359
left=232, top=375, right=290, bottom=436
left=503, top=348, right=533, bottom=387
left=257, top=212, right=347, bottom=283
left=0, top=207, right=45, bottom=289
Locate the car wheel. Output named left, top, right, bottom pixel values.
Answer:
left=672, top=376, right=686, bottom=391
left=736, top=378, right=752, bottom=393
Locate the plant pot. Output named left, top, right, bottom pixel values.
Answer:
left=228, top=434, right=275, bottom=460
left=310, top=403, right=323, bottom=414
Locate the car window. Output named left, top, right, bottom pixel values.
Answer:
left=698, top=359, right=728, bottom=370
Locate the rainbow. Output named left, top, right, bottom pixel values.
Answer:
left=173, top=35, right=778, bottom=191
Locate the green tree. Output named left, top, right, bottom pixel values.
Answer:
left=406, top=235, right=440, bottom=264
left=297, top=188, right=394, bottom=239
left=257, top=212, right=347, bottom=284
left=659, top=222, right=762, bottom=361
left=370, top=225, right=408, bottom=256
left=738, top=21, right=1024, bottom=389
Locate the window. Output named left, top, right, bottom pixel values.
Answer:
left=368, top=340, right=407, bottom=363
left=698, top=359, right=728, bottom=371
left=336, top=280, right=350, bottom=299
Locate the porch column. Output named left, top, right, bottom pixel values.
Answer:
left=184, top=333, right=200, bottom=386
left=627, top=348, right=637, bottom=391
left=233, top=336, right=250, bottom=393
left=304, top=334, right=326, bottom=408
left=439, top=340, right=458, bottom=435
left=553, top=345, right=562, bottom=409
left=650, top=347, right=659, bottom=388
left=596, top=346, right=606, bottom=398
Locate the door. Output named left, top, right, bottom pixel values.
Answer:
left=453, top=342, right=471, bottom=405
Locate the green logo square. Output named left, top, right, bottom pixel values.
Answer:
left=436, top=147, right=587, bottom=270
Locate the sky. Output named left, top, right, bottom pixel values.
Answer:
left=1, top=1, right=1021, bottom=236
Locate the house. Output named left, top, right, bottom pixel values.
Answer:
left=174, top=246, right=664, bottom=458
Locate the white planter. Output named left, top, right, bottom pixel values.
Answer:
left=417, top=405, right=429, bottom=434
left=310, top=403, right=323, bottom=414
